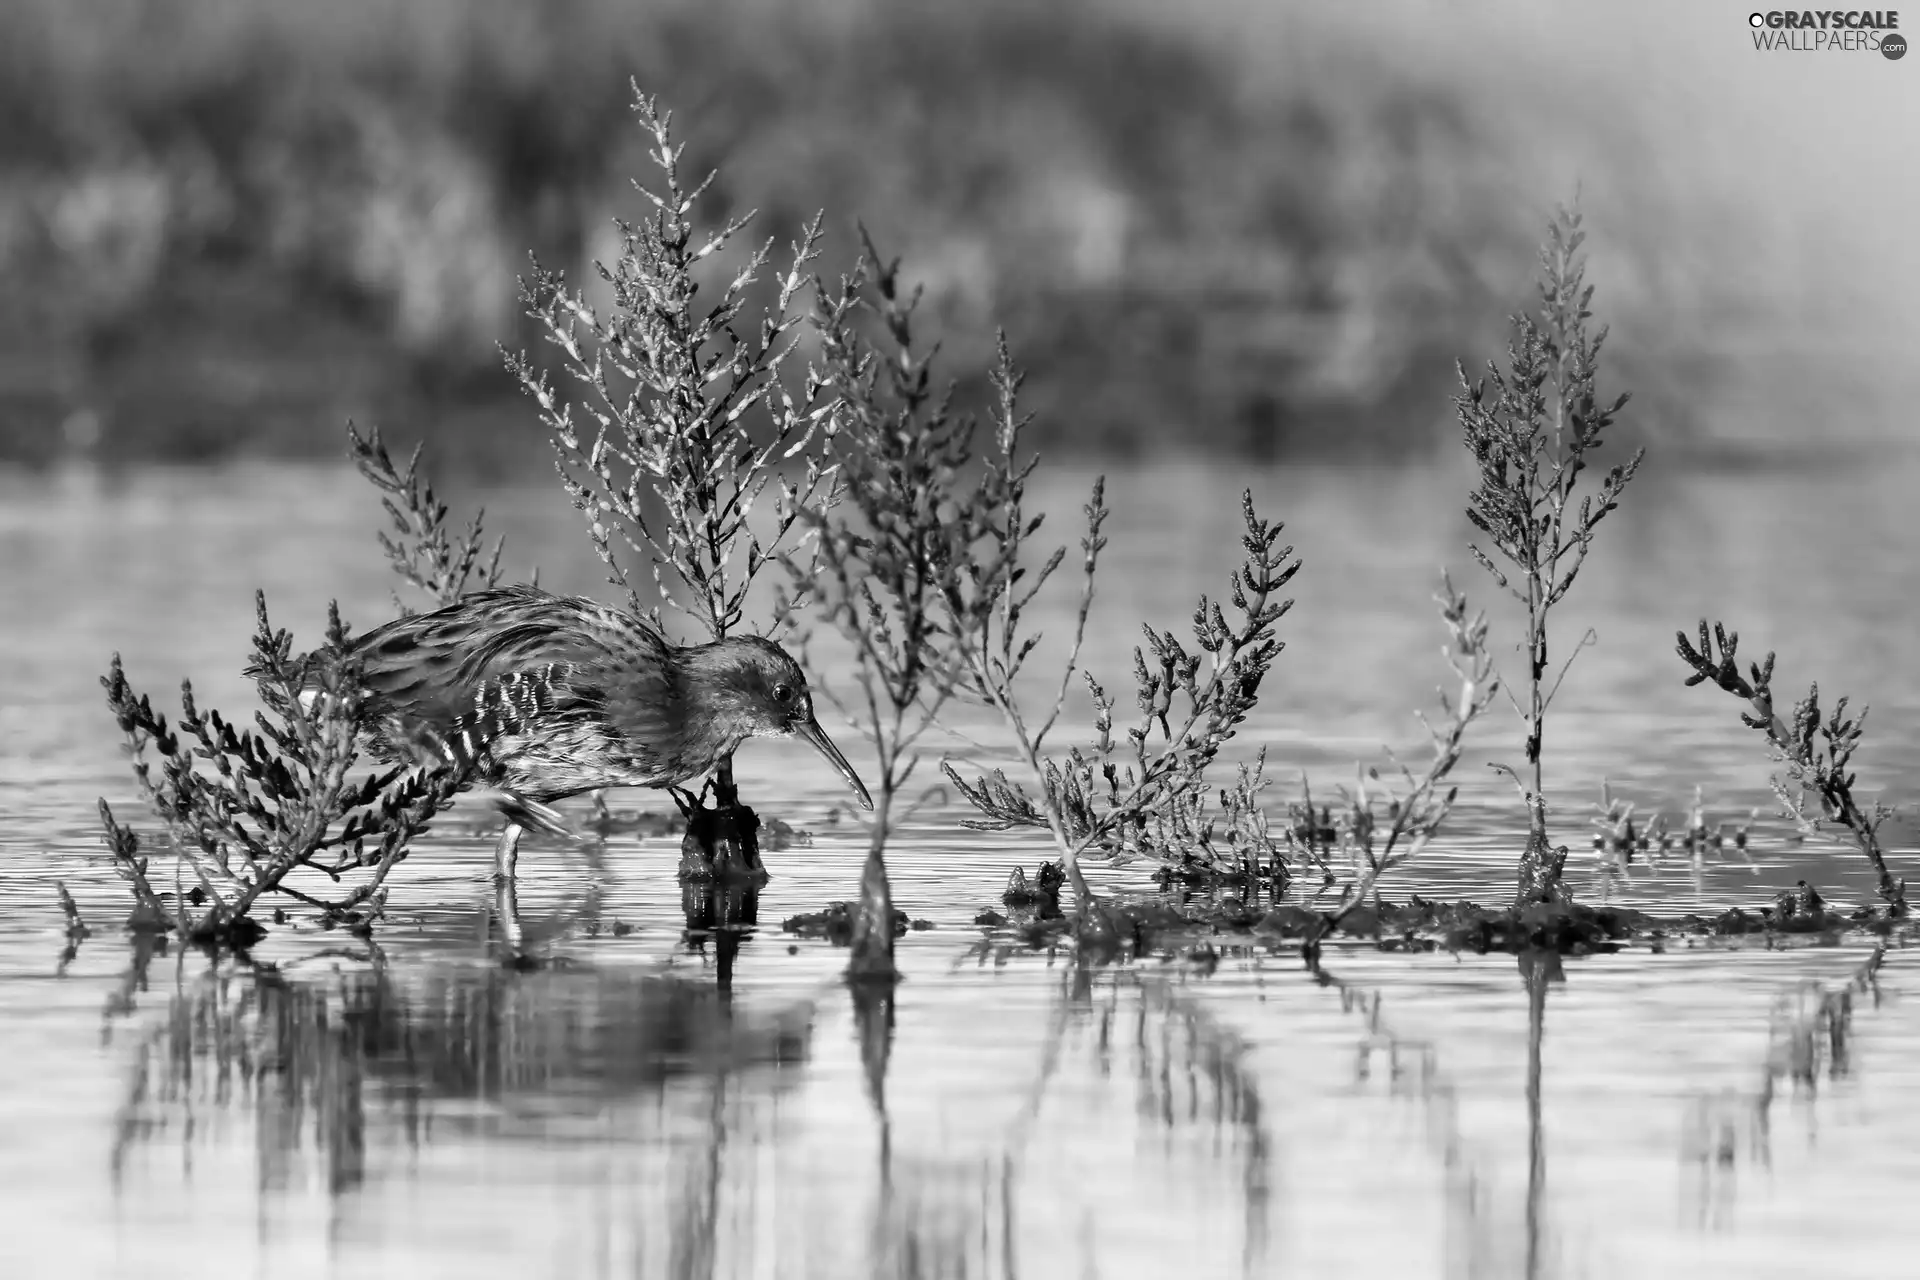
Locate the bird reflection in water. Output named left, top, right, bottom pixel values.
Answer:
left=104, top=945, right=1276, bottom=1278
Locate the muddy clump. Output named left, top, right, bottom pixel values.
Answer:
left=968, top=881, right=1911, bottom=961
left=782, top=902, right=933, bottom=946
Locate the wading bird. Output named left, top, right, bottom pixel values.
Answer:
left=339, top=585, right=872, bottom=884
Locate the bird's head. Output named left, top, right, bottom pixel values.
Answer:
left=689, top=636, right=873, bottom=810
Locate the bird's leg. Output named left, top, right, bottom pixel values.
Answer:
left=494, top=821, right=524, bottom=886
left=493, top=820, right=526, bottom=955
left=493, top=866, right=525, bottom=955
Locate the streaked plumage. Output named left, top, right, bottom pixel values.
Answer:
left=339, top=585, right=871, bottom=878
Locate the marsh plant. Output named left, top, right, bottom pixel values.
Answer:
left=1310, top=576, right=1499, bottom=935
left=1587, top=780, right=1757, bottom=875
left=795, top=234, right=984, bottom=977
left=99, top=596, right=464, bottom=945
left=1457, top=207, right=1644, bottom=905
left=1146, top=577, right=1497, bottom=917
left=346, top=422, right=505, bottom=611
left=1677, top=621, right=1909, bottom=915
left=506, top=89, right=842, bottom=875
left=95, top=424, right=501, bottom=943
left=937, top=352, right=1301, bottom=922
left=1146, top=751, right=1293, bottom=893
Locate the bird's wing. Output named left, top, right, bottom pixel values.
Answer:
left=445, top=659, right=608, bottom=770
left=348, top=587, right=684, bottom=778
left=350, top=587, right=597, bottom=724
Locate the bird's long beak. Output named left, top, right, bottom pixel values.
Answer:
left=794, top=715, right=874, bottom=810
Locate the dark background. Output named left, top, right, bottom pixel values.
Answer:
left=0, top=0, right=1910, bottom=473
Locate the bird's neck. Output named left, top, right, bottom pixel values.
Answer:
left=677, top=643, right=766, bottom=753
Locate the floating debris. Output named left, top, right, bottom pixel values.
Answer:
left=782, top=902, right=933, bottom=946
left=965, top=878, right=1911, bottom=961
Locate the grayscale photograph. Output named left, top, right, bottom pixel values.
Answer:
left=0, top=2, right=1913, bottom=1277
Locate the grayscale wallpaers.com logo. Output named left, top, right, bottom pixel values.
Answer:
left=1748, top=10, right=1906, bottom=56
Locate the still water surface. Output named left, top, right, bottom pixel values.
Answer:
left=1, top=459, right=1917, bottom=1279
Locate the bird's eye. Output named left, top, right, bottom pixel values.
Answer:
left=772, top=682, right=794, bottom=704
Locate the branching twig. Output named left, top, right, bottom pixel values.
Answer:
left=794, top=230, right=977, bottom=843
left=1677, top=620, right=1906, bottom=914
left=1457, top=204, right=1642, bottom=904
left=506, top=89, right=839, bottom=643
left=1311, top=575, right=1499, bottom=940
left=939, top=356, right=1301, bottom=918
left=793, top=228, right=989, bottom=976
left=99, top=594, right=464, bottom=943
left=346, top=422, right=504, bottom=612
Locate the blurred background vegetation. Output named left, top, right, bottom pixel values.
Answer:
left=0, top=0, right=1909, bottom=472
